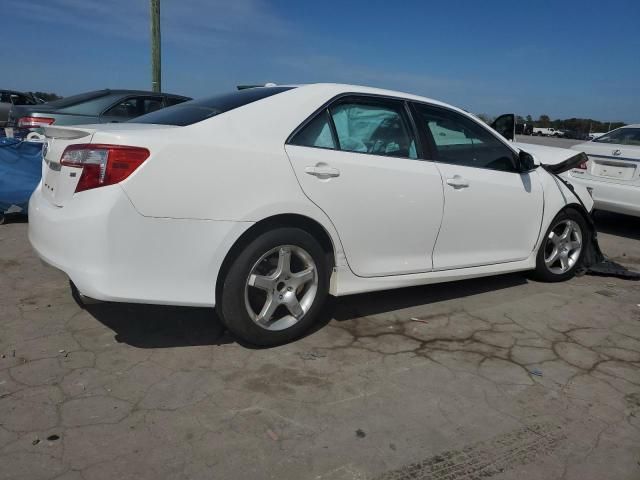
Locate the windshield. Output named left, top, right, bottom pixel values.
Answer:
left=593, top=127, right=640, bottom=146
left=130, top=87, right=294, bottom=126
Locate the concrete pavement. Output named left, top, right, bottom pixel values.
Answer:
left=1, top=213, right=639, bottom=479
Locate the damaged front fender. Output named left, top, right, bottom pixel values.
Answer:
left=513, top=142, right=588, bottom=174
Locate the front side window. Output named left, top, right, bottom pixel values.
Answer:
left=593, top=127, right=640, bottom=146
left=413, top=103, right=518, bottom=172
left=330, top=98, right=417, bottom=159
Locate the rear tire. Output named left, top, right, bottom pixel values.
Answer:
left=217, top=227, right=330, bottom=347
left=532, top=209, right=587, bottom=282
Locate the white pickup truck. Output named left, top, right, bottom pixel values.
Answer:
left=533, top=127, right=565, bottom=137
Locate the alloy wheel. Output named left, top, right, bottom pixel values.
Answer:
left=244, top=245, right=318, bottom=331
left=544, top=219, right=583, bottom=274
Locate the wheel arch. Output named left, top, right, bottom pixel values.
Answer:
left=215, top=213, right=337, bottom=305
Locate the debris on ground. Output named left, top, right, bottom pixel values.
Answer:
left=32, top=438, right=40, bottom=446
left=587, top=259, right=640, bottom=280
left=266, top=429, right=279, bottom=441
left=411, top=318, right=430, bottom=324
left=356, top=429, right=366, bottom=438
left=297, top=351, right=327, bottom=361
left=529, top=369, right=543, bottom=377
left=46, top=434, right=60, bottom=442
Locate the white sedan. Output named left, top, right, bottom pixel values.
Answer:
left=568, top=125, right=640, bottom=217
left=29, top=84, right=593, bottom=346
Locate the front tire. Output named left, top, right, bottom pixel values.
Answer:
left=217, top=227, right=330, bottom=347
left=532, top=209, right=587, bottom=282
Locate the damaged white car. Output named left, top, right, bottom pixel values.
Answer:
left=29, top=84, right=593, bottom=346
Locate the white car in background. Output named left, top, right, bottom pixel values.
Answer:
left=533, top=127, right=565, bottom=137
left=29, top=83, right=593, bottom=346
left=569, top=125, right=640, bottom=217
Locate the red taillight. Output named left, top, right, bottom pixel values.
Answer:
left=17, top=116, right=55, bottom=127
left=60, top=144, right=150, bottom=193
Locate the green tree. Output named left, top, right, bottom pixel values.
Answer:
left=538, top=115, right=551, bottom=127
left=475, top=113, right=493, bottom=124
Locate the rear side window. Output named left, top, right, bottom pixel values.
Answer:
left=289, top=110, right=336, bottom=149
left=131, top=87, right=294, bottom=126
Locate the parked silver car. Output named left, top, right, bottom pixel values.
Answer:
left=0, top=90, right=42, bottom=127
left=8, top=89, right=191, bottom=128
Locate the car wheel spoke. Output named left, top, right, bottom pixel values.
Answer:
left=560, top=223, right=573, bottom=241
left=277, top=247, right=292, bottom=276
left=284, top=297, right=304, bottom=319
left=291, top=268, right=314, bottom=288
left=548, top=232, right=560, bottom=246
left=255, top=295, right=279, bottom=325
left=559, top=251, right=570, bottom=271
left=248, top=273, right=275, bottom=292
left=545, top=247, right=559, bottom=266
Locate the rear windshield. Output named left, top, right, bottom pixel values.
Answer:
left=130, top=87, right=294, bottom=126
left=593, top=127, right=640, bottom=146
left=47, top=90, right=111, bottom=108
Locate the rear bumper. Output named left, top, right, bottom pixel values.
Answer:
left=28, top=185, right=253, bottom=306
left=568, top=173, right=640, bottom=217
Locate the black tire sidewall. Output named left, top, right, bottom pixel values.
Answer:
left=218, top=227, right=330, bottom=347
left=534, top=209, right=588, bottom=282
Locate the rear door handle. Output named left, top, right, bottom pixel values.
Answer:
left=446, top=175, right=470, bottom=189
left=305, top=165, right=340, bottom=179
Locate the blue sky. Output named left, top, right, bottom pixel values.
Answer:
left=5, top=0, right=640, bottom=122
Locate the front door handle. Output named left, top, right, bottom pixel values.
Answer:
left=305, top=165, right=340, bottom=179
left=446, top=175, right=470, bottom=189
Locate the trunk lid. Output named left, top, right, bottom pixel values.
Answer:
left=569, top=142, right=640, bottom=185
left=41, top=126, right=98, bottom=206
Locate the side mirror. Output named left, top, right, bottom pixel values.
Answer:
left=519, top=150, right=538, bottom=172
left=491, top=113, right=515, bottom=141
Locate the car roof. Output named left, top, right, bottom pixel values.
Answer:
left=1, top=89, right=30, bottom=95
left=285, top=83, right=468, bottom=114
left=83, top=89, right=189, bottom=98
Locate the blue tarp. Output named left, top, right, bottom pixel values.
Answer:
left=0, top=138, right=43, bottom=215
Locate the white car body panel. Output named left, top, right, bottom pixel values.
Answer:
left=285, top=144, right=444, bottom=277
left=432, top=163, right=543, bottom=269
left=29, top=83, right=594, bottom=307
left=567, top=128, right=640, bottom=217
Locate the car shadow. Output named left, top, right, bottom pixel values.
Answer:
left=85, top=302, right=234, bottom=348
left=594, top=211, right=640, bottom=240
left=85, top=273, right=528, bottom=349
